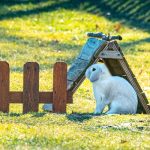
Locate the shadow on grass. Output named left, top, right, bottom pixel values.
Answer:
left=0, top=0, right=64, bottom=20
left=120, top=37, right=150, bottom=53
left=121, top=37, right=150, bottom=47
left=0, top=27, right=81, bottom=52
left=0, top=0, right=48, bottom=6
left=0, top=0, right=149, bottom=31
left=67, top=113, right=95, bottom=122
left=8, top=112, right=22, bottom=117
left=1, top=24, right=149, bottom=73
left=4, top=112, right=47, bottom=117
left=0, top=27, right=81, bottom=72
left=31, top=112, right=47, bottom=117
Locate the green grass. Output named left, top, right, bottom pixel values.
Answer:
left=0, top=113, right=150, bottom=150
left=0, top=0, right=150, bottom=149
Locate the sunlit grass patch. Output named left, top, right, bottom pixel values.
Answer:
left=0, top=1, right=150, bottom=149
left=0, top=113, right=149, bottom=149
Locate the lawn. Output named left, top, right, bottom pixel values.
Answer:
left=0, top=0, right=150, bottom=149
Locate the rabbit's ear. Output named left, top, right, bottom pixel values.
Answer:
left=85, top=67, right=91, bottom=79
left=89, top=69, right=100, bottom=82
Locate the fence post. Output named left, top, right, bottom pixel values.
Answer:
left=53, top=62, right=67, bottom=113
left=23, top=62, right=39, bottom=113
left=0, top=61, right=9, bottom=113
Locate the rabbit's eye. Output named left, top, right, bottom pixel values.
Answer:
left=92, top=68, right=96, bottom=71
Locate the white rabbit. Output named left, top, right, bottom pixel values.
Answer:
left=85, top=63, right=138, bottom=114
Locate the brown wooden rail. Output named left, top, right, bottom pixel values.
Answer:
left=0, top=61, right=72, bottom=113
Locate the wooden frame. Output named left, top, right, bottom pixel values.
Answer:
left=67, top=40, right=150, bottom=114
left=0, top=61, right=72, bottom=113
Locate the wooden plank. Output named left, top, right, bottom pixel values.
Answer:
left=102, top=41, right=150, bottom=114
left=10, top=92, right=52, bottom=103
left=39, top=92, right=52, bottom=103
left=9, top=91, right=72, bottom=103
left=9, top=92, right=23, bottom=103
left=136, top=92, right=149, bottom=114
left=67, top=38, right=107, bottom=93
left=53, top=62, right=67, bottom=113
left=104, top=58, right=150, bottom=113
left=23, top=62, right=39, bottom=113
left=114, top=40, right=149, bottom=113
left=69, top=56, right=102, bottom=94
left=0, top=61, right=9, bottom=113
left=119, top=59, right=150, bottom=114
left=122, top=57, right=148, bottom=97
left=99, top=50, right=122, bottom=59
left=67, top=91, right=73, bottom=103
left=111, top=42, right=149, bottom=113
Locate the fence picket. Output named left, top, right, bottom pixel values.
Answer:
left=53, top=62, right=67, bottom=113
left=23, top=62, right=39, bottom=113
left=0, top=61, right=9, bottom=113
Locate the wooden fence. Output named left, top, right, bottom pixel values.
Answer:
left=0, top=61, right=72, bottom=113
